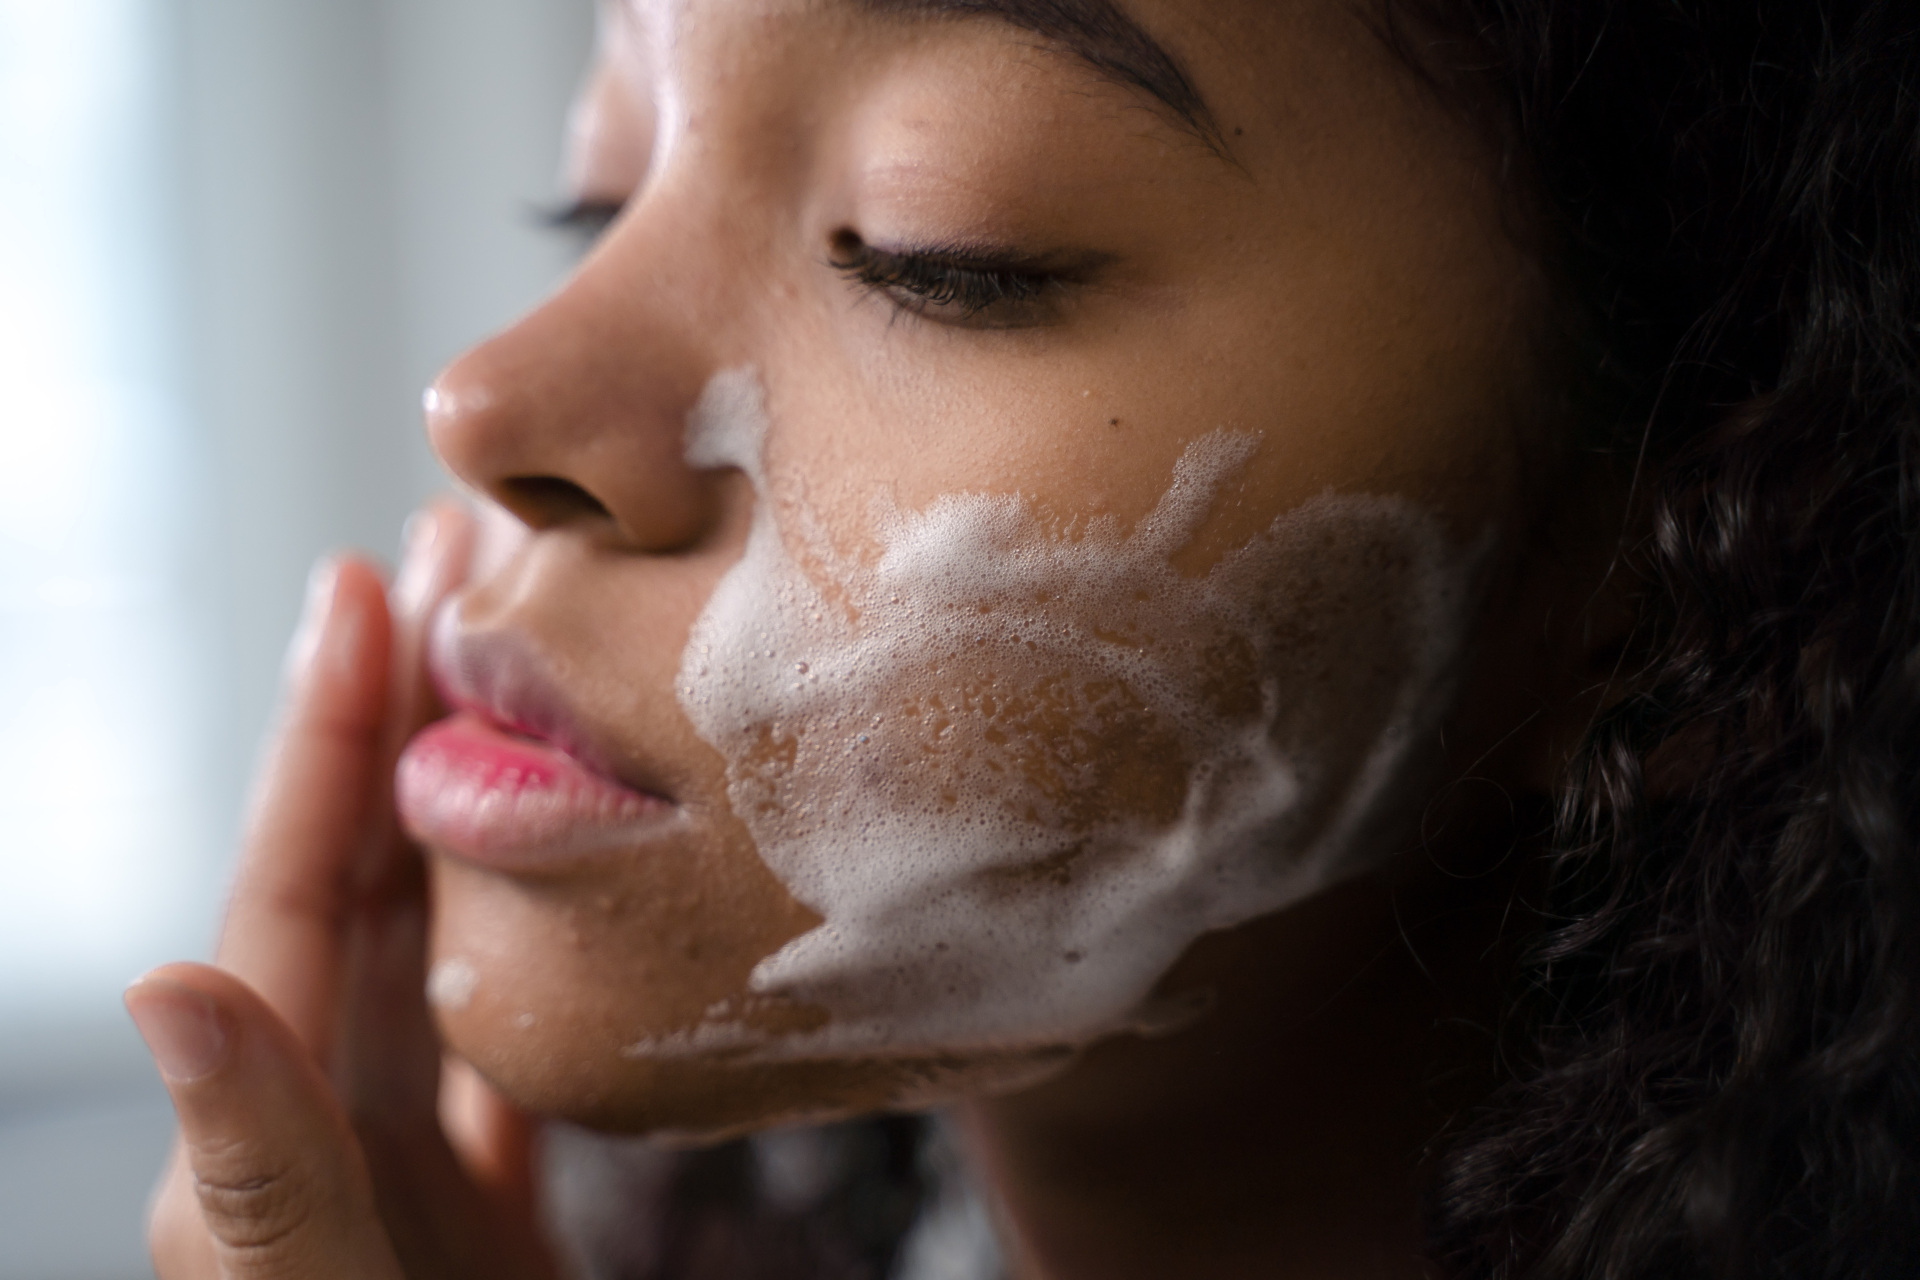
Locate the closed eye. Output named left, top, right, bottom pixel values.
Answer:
left=828, top=229, right=1082, bottom=329
left=541, top=198, right=628, bottom=246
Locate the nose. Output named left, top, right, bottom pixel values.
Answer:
left=425, top=250, right=725, bottom=552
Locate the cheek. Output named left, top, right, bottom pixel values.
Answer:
left=670, top=369, right=1490, bottom=1072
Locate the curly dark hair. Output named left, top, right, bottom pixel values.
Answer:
left=545, top=7, right=1920, bottom=1277
left=1387, top=1, right=1920, bottom=1275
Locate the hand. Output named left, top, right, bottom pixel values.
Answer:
left=127, top=505, right=555, bottom=1280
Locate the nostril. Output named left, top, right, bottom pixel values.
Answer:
left=498, top=475, right=613, bottom=529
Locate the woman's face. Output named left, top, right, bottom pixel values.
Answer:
left=401, top=0, right=1555, bottom=1136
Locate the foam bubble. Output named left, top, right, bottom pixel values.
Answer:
left=428, top=956, right=480, bottom=1012
left=672, top=368, right=1486, bottom=1066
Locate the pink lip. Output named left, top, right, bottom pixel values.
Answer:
left=396, top=611, right=677, bottom=872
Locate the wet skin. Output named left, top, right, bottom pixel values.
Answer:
left=135, top=2, right=1625, bottom=1278
left=417, top=0, right=1566, bottom=1135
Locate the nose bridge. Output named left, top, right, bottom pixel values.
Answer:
left=426, top=184, right=747, bottom=552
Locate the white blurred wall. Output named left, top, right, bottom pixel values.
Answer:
left=0, top=2, right=593, bottom=1274
left=180, top=0, right=594, bottom=826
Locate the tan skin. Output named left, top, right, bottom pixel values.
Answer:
left=127, top=1, right=1618, bottom=1276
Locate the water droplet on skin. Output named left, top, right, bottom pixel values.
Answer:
left=426, top=957, right=479, bottom=1012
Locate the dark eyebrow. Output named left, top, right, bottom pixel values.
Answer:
left=856, top=0, right=1224, bottom=151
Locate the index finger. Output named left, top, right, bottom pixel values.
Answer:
left=217, top=504, right=474, bottom=1054
left=217, top=556, right=394, bottom=1052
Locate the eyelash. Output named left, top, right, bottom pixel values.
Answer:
left=542, top=210, right=1067, bottom=326
left=542, top=198, right=627, bottom=241
left=828, top=231, right=1061, bottom=327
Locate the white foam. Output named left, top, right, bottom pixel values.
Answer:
left=671, top=367, right=1486, bottom=1067
left=427, top=956, right=480, bottom=1012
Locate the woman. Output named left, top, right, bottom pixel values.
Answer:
left=123, top=0, right=1920, bottom=1276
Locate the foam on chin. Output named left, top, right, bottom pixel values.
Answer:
left=669, top=367, right=1485, bottom=1074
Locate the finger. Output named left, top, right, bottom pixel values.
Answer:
left=329, top=509, right=553, bottom=1279
left=333, top=901, right=482, bottom=1277
left=336, top=896, right=442, bottom=1122
left=359, top=500, right=477, bottom=892
left=130, top=964, right=406, bottom=1280
left=218, top=509, right=469, bottom=1053
left=440, top=1056, right=543, bottom=1215
left=389, top=500, right=475, bottom=721
left=217, top=558, right=393, bottom=1052
left=331, top=911, right=552, bottom=1279
left=332, top=505, right=475, bottom=1121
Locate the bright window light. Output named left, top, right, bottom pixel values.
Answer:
left=0, top=0, right=214, bottom=1015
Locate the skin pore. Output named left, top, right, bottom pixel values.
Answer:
left=132, top=2, right=1618, bottom=1278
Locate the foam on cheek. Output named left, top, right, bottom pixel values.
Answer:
left=673, top=368, right=1486, bottom=1063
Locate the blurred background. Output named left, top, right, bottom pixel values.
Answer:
left=0, top=1, right=594, bottom=1272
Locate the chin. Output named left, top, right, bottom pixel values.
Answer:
left=433, top=976, right=1079, bottom=1143
left=423, top=849, right=1077, bottom=1140
left=486, top=1042, right=1074, bottom=1143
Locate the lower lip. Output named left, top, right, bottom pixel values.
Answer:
left=396, top=712, right=676, bottom=871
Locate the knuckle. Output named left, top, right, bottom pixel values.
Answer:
left=188, top=1141, right=318, bottom=1256
left=258, top=870, right=351, bottom=928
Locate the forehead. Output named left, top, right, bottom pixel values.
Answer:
left=594, top=0, right=1500, bottom=291
left=610, top=0, right=1378, bottom=159
left=852, top=0, right=1222, bottom=146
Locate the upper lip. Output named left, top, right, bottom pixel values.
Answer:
left=425, top=604, right=675, bottom=802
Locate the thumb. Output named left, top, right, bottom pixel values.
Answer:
left=129, top=964, right=406, bottom=1280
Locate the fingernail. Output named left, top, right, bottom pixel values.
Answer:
left=324, top=584, right=371, bottom=687
left=126, top=981, right=228, bottom=1084
left=288, top=557, right=374, bottom=690
left=285, top=558, right=342, bottom=682
left=391, top=508, right=443, bottom=615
